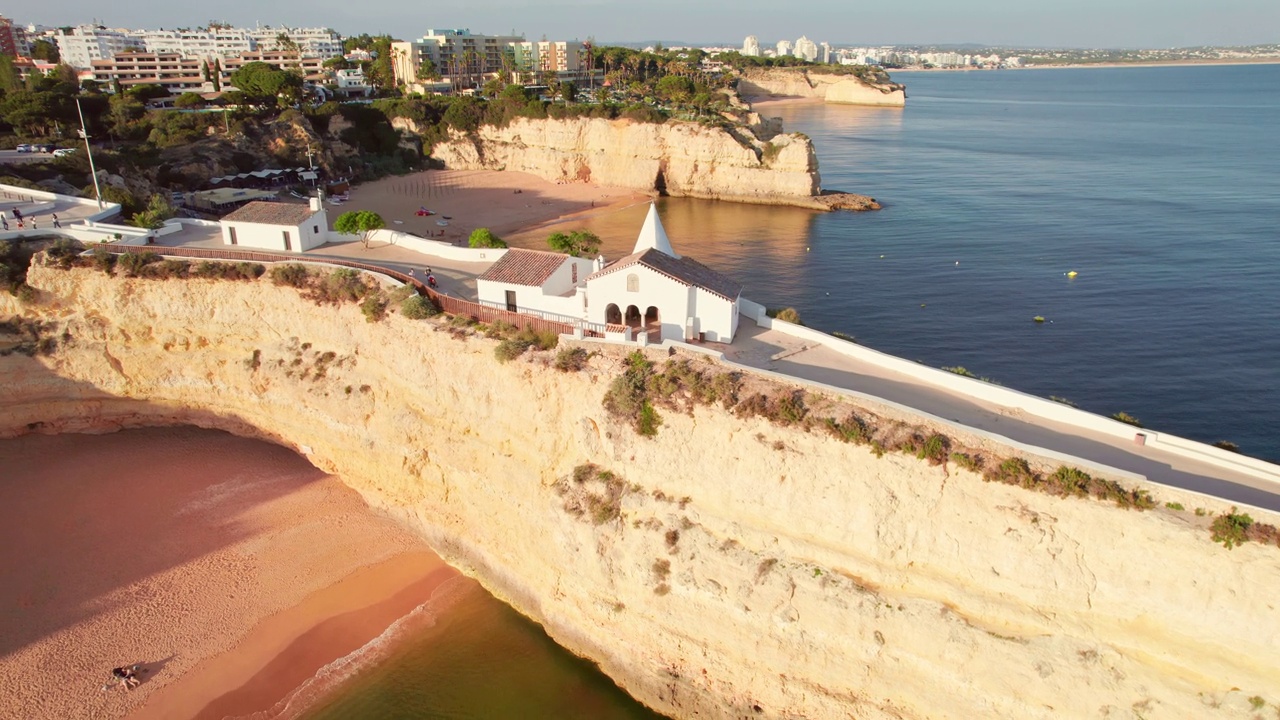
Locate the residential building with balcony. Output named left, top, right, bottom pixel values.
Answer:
left=223, top=50, right=326, bottom=82
left=57, top=26, right=144, bottom=69
left=91, top=52, right=208, bottom=92
left=391, top=29, right=524, bottom=91
left=0, top=15, right=30, bottom=57
left=139, top=28, right=254, bottom=60
left=246, top=27, right=342, bottom=59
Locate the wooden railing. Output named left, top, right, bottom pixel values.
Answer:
left=99, top=244, right=605, bottom=338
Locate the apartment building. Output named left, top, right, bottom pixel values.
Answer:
left=91, top=52, right=207, bottom=92
left=509, top=40, right=594, bottom=82
left=391, top=29, right=523, bottom=89
left=223, top=50, right=326, bottom=82
left=0, top=15, right=31, bottom=57
left=57, top=26, right=144, bottom=69
left=246, top=27, right=342, bottom=59
left=140, top=28, right=254, bottom=60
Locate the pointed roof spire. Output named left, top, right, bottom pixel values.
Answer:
left=633, top=203, right=678, bottom=257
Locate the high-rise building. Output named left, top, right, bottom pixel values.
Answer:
left=742, top=35, right=760, bottom=57
left=820, top=42, right=831, bottom=64
left=775, top=39, right=792, bottom=57
left=793, top=36, right=818, bottom=62
left=509, top=40, right=595, bottom=83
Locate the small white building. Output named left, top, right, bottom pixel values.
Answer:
left=584, top=205, right=741, bottom=343
left=476, top=248, right=595, bottom=319
left=219, top=198, right=328, bottom=252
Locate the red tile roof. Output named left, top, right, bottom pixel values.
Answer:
left=478, top=249, right=572, bottom=287
left=222, top=201, right=319, bottom=226
left=585, top=249, right=742, bottom=301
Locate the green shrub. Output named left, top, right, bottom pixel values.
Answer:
left=637, top=401, right=662, bottom=436
left=270, top=263, right=310, bottom=288
left=311, top=268, right=369, bottom=304
left=603, top=351, right=663, bottom=436
left=950, top=452, right=983, bottom=473
left=1210, top=508, right=1253, bottom=549
left=360, top=294, right=389, bottom=323
left=918, top=434, right=950, bottom=465
left=1212, top=440, right=1240, bottom=453
left=1111, top=411, right=1143, bottom=427
left=767, top=306, right=803, bottom=325
left=90, top=246, right=117, bottom=274
left=1049, top=395, right=1077, bottom=407
left=117, top=251, right=159, bottom=277
left=943, top=366, right=977, bottom=378
left=1165, top=502, right=1184, bottom=511
left=400, top=294, right=438, bottom=319
left=554, top=346, right=591, bottom=372
left=494, top=337, right=529, bottom=363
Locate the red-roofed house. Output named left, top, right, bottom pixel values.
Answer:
left=476, top=248, right=595, bottom=317
left=219, top=198, right=328, bottom=252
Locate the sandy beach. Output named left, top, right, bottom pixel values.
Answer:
left=0, top=427, right=461, bottom=720
left=342, top=169, right=650, bottom=246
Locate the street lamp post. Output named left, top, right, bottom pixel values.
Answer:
left=75, top=98, right=104, bottom=209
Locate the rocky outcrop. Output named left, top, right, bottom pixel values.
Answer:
left=430, top=117, right=851, bottom=210
left=739, top=68, right=907, bottom=107
left=3, top=266, right=1279, bottom=720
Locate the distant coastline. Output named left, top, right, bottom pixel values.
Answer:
left=891, top=58, right=1280, bottom=72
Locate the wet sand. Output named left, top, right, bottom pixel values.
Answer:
left=343, top=169, right=650, bottom=246
left=0, top=427, right=450, bottom=720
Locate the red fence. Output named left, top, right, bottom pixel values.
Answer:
left=100, top=244, right=604, bottom=338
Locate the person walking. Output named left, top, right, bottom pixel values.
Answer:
left=1, top=215, right=7, bottom=232
left=52, top=213, right=60, bottom=228
left=12, top=207, right=21, bottom=222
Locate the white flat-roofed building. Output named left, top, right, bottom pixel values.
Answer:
left=742, top=35, right=761, bottom=57
left=391, top=28, right=524, bottom=90
left=219, top=199, right=328, bottom=252
left=57, top=26, right=144, bottom=69
left=139, top=28, right=254, bottom=60
left=247, top=26, right=342, bottom=59
left=223, top=50, right=326, bottom=82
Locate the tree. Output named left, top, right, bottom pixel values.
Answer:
left=174, top=92, right=206, bottom=109
left=416, top=58, right=441, bottom=82
left=468, top=228, right=506, bottom=249
left=0, top=56, right=19, bottom=94
left=129, top=194, right=175, bottom=230
left=30, top=39, right=60, bottom=63
left=559, top=81, right=576, bottom=103
left=655, top=75, right=695, bottom=104
left=55, top=64, right=79, bottom=87
left=274, top=33, right=302, bottom=56
left=228, top=61, right=302, bottom=104
left=127, top=84, right=171, bottom=103
left=334, top=210, right=386, bottom=248
left=546, top=230, right=600, bottom=257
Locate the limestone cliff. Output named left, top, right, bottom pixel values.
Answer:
left=429, top=117, right=874, bottom=210
left=3, top=265, right=1278, bottom=720
left=739, top=68, right=907, bottom=108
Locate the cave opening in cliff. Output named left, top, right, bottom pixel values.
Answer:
left=654, top=168, right=668, bottom=196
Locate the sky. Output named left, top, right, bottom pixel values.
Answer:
left=19, top=0, right=1280, bottom=49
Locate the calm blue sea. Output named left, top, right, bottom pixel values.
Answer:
left=760, top=65, right=1280, bottom=460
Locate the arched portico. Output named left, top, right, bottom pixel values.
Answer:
left=625, top=305, right=642, bottom=328
left=605, top=303, right=622, bottom=325
left=644, top=306, right=660, bottom=342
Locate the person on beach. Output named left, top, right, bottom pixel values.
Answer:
left=111, top=666, right=140, bottom=690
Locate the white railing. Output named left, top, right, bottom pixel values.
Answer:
left=476, top=299, right=607, bottom=333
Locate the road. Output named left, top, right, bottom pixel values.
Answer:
left=0, top=150, right=52, bottom=165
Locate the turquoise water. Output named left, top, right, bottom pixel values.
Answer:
left=521, top=64, right=1280, bottom=460
left=299, top=582, right=664, bottom=720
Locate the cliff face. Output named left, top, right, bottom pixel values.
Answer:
left=3, top=266, right=1278, bottom=720
left=429, top=117, right=827, bottom=208
left=739, top=69, right=907, bottom=108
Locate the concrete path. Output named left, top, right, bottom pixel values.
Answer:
left=726, top=320, right=1280, bottom=512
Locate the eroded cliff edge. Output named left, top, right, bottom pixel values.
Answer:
left=738, top=68, right=908, bottom=108
left=3, top=265, right=1278, bottom=720
left=427, top=116, right=880, bottom=211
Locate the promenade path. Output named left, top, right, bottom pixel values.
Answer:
left=140, top=223, right=1280, bottom=513
left=726, top=320, right=1280, bottom=513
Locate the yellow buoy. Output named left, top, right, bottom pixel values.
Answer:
left=1066, top=270, right=1078, bottom=278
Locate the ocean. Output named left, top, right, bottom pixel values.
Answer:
left=311, top=64, right=1280, bottom=716
left=518, top=63, right=1280, bottom=461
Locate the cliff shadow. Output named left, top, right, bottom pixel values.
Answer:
left=0, top=358, right=331, bottom=660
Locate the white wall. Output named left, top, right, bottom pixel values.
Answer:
left=738, top=297, right=1280, bottom=489
left=223, top=211, right=326, bottom=252
left=0, top=183, right=122, bottom=222
left=478, top=279, right=587, bottom=319
left=588, top=266, right=691, bottom=340
left=542, top=256, right=595, bottom=296
left=692, top=288, right=737, bottom=343
left=361, top=228, right=510, bottom=264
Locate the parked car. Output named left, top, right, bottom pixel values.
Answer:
left=35, top=144, right=54, bottom=153
left=52, top=148, right=76, bottom=158
left=15, top=144, right=32, bottom=153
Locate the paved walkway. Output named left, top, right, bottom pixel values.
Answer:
left=726, top=320, right=1280, bottom=512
